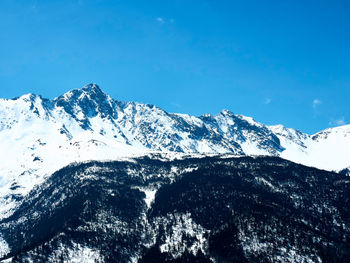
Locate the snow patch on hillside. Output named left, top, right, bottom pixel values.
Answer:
left=156, top=213, right=209, bottom=258
left=136, top=188, right=157, bottom=208
left=48, top=242, right=103, bottom=263
left=0, top=235, right=10, bottom=258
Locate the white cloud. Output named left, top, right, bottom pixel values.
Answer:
left=156, top=17, right=165, bottom=24
left=329, top=117, right=346, bottom=126
left=312, top=99, right=322, bottom=109
left=264, top=98, right=271, bottom=105
left=156, top=17, right=175, bottom=24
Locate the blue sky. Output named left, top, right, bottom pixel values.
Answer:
left=0, top=0, right=349, bottom=134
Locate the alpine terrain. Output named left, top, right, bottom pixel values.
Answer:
left=0, top=84, right=349, bottom=262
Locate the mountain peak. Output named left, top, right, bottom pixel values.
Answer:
left=18, top=93, right=41, bottom=102
left=57, top=83, right=108, bottom=103
left=54, top=84, right=116, bottom=128
left=219, top=109, right=234, bottom=116
left=78, top=83, right=109, bottom=101
left=81, top=83, right=102, bottom=94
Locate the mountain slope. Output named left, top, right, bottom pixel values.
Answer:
left=0, top=84, right=350, bottom=220
left=0, top=155, right=349, bottom=262
left=269, top=124, right=350, bottom=171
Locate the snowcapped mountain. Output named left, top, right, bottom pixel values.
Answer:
left=0, top=83, right=349, bottom=219
left=269, top=124, right=350, bottom=172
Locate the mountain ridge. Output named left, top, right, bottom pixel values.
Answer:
left=0, top=83, right=349, bottom=221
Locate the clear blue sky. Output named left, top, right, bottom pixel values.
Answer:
left=0, top=0, right=349, bottom=134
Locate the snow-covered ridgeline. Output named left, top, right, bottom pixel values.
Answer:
left=0, top=83, right=350, bottom=220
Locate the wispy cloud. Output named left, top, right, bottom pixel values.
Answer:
left=329, top=117, right=346, bottom=126
left=312, top=99, right=322, bottom=109
left=171, top=102, right=181, bottom=108
left=156, top=17, right=165, bottom=24
left=264, top=98, right=271, bottom=105
left=156, top=17, right=174, bottom=24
